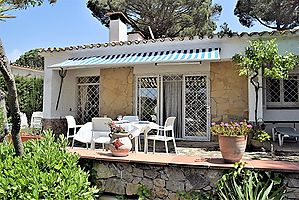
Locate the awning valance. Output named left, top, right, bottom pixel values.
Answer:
left=49, top=48, right=220, bottom=68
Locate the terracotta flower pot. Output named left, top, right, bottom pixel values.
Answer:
left=7, top=135, right=43, bottom=143
left=219, top=135, right=247, bottom=163
left=109, top=132, right=133, bottom=157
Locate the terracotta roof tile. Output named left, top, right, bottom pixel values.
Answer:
left=39, top=29, right=299, bottom=53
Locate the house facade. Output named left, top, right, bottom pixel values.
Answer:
left=40, top=13, right=299, bottom=141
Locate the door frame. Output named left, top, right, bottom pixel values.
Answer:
left=135, top=72, right=211, bottom=141
left=182, top=73, right=211, bottom=141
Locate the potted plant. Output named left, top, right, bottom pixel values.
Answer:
left=108, top=122, right=133, bottom=157
left=251, top=130, right=270, bottom=149
left=6, top=127, right=43, bottom=143
left=211, top=121, right=253, bottom=163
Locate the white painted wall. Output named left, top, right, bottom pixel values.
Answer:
left=134, top=62, right=210, bottom=74
left=43, top=54, right=100, bottom=119
left=248, top=74, right=264, bottom=122
left=11, top=66, right=43, bottom=78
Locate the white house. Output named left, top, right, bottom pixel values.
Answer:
left=40, top=13, right=299, bottom=141
left=11, top=64, right=43, bottom=78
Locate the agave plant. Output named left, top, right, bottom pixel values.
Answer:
left=217, top=162, right=286, bottom=200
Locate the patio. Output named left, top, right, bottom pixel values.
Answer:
left=68, top=143, right=299, bottom=199
left=71, top=133, right=299, bottom=162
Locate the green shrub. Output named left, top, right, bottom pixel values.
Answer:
left=0, top=130, right=98, bottom=199
left=0, top=75, right=43, bottom=120
left=217, top=162, right=286, bottom=200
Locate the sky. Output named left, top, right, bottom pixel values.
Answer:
left=0, top=0, right=271, bottom=62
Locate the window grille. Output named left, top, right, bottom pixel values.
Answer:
left=266, top=75, right=299, bottom=108
left=77, top=76, right=100, bottom=124
left=136, top=74, right=209, bottom=140
left=184, top=76, right=208, bottom=137
left=136, top=77, right=158, bottom=122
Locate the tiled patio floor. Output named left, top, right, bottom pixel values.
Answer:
left=68, top=147, right=299, bottom=173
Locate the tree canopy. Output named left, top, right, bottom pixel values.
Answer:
left=233, top=39, right=299, bottom=124
left=87, top=0, right=222, bottom=39
left=0, top=0, right=56, bottom=19
left=13, top=49, right=44, bottom=69
left=234, top=0, right=299, bottom=30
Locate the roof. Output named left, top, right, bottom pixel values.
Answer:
left=11, top=64, right=43, bottom=72
left=39, top=29, right=299, bottom=53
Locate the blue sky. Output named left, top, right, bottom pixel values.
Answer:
left=0, top=0, right=270, bottom=61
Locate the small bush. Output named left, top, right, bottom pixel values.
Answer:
left=0, top=130, right=98, bottom=199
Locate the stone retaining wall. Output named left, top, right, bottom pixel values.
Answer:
left=42, top=118, right=66, bottom=136
left=85, top=159, right=299, bottom=200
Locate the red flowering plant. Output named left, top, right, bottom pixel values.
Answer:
left=211, top=121, right=253, bottom=136
left=108, top=122, right=126, bottom=133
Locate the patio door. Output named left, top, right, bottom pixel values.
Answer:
left=183, top=75, right=210, bottom=141
left=136, top=74, right=210, bottom=141
left=77, top=76, right=100, bottom=124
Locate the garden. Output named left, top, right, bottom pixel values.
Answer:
left=0, top=130, right=288, bottom=200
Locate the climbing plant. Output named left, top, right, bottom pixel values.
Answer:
left=0, top=75, right=43, bottom=120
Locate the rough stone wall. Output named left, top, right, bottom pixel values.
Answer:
left=210, top=61, right=248, bottom=122
left=42, top=118, right=66, bottom=136
left=88, top=160, right=299, bottom=200
left=100, top=67, right=134, bottom=119
left=285, top=174, right=299, bottom=199
left=91, top=161, right=222, bottom=200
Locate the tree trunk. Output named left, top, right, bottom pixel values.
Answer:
left=0, top=39, right=23, bottom=156
left=250, top=72, right=259, bottom=128
left=0, top=90, right=8, bottom=142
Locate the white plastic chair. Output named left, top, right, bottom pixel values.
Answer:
left=65, top=115, right=83, bottom=140
left=72, top=122, right=92, bottom=149
left=147, top=117, right=177, bottom=154
left=92, top=117, right=112, bottom=150
left=30, top=111, right=43, bottom=129
left=123, top=116, right=139, bottom=122
left=20, top=112, right=28, bottom=129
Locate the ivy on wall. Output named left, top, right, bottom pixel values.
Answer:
left=0, top=75, right=43, bottom=121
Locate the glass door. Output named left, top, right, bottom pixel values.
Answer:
left=136, top=76, right=159, bottom=122
left=136, top=74, right=210, bottom=141
left=183, top=75, right=210, bottom=140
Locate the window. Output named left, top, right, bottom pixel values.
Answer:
left=266, top=75, right=299, bottom=108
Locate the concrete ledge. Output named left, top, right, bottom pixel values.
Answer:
left=68, top=147, right=299, bottom=173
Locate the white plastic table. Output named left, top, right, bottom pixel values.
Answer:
left=75, top=122, right=93, bottom=147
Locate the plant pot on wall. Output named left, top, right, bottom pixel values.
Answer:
left=7, top=134, right=43, bottom=143
left=219, top=135, right=247, bottom=164
left=109, top=132, right=133, bottom=157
